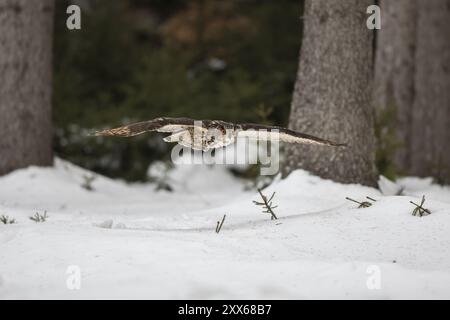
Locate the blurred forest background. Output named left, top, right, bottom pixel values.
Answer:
left=1, top=0, right=448, bottom=186
left=53, top=0, right=303, bottom=181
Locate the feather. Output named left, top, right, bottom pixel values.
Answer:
left=94, top=117, right=346, bottom=149
left=238, top=123, right=346, bottom=147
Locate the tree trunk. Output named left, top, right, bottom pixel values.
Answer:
left=410, top=0, right=450, bottom=183
left=282, top=0, right=377, bottom=187
left=0, top=0, right=54, bottom=176
left=373, top=0, right=417, bottom=173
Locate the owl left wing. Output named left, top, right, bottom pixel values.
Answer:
left=94, top=117, right=199, bottom=137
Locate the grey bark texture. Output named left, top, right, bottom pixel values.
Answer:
left=409, top=0, right=450, bottom=183
left=374, top=0, right=450, bottom=183
left=0, top=0, right=54, bottom=176
left=282, top=0, right=377, bottom=187
left=373, top=0, right=417, bottom=172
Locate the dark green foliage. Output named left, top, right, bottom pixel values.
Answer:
left=431, top=152, right=449, bottom=186
left=374, top=105, right=403, bottom=180
left=53, top=0, right=303, bottom=181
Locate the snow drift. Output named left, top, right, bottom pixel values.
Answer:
left=0, top=159, right=449, bottom=299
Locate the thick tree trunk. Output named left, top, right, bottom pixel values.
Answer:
left=410, top=0, right=450, bottom=183
left=0, top=0, right=54, bottom=175
left=282, top=0, right=377, bottom=186
left=373, top=0, right=417, bottom=172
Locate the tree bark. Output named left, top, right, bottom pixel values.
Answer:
left=373, top=0, right=417, bottom=173
left=410, top=0, right=450, bottom=183
left=0, top=0, right=54, bottom=176
left=282, top=0, right=377, bottom=187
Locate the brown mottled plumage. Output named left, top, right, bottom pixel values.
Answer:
left=94, top=117, right=346, bottom=151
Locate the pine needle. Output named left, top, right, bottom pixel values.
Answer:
left=410, top=195, right=431, bottom=217
left=215, top=214, right=226, bottom=233
left=29, top=211, right=48, bottom=223
left=253, top=188, right=278, bottom=220
left=345, top=197, right=372, bottom=208
left=0, top=215, right=16, bottom=224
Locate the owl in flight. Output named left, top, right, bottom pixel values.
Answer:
left=94, top=117, right=346, bottom=151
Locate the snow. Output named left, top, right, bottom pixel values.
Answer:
left=1, top=158, right=450, bottom=299
left=378, top=175, right=404, bottom=196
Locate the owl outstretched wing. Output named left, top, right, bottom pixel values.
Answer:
left=237, top=123, right=346, bottom=147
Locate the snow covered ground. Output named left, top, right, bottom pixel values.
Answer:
left=1, top=158, right=450, bottom=299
